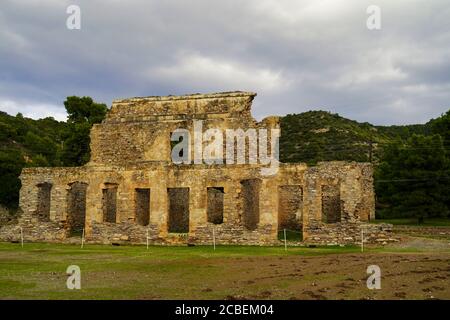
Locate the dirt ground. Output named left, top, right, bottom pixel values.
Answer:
left=0, top=233, right=449, bottom=300
left=222, top=252, right=450, bottom=300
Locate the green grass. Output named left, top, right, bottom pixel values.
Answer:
left=0, top=242, right=362, bottom=299
left=0, top=242, right=447, bottom=299
left=0, top=242, right=361, bottom=258
left=372, top=218, right=450, bottom=227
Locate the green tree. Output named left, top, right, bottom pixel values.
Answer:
left=23, top=131, right=57, bottom=163
left=64, top=96, right=108, bottom=125
left=430, top=109, right=450, bottom=151
left=375, top=134, right=450, bottom=223
left=61, top=96, right=107, bottom=166
left=29, top=154, right=50, bottom=167
left=0, top=150, right=25, bottom=209
left=0, top=121, right=16, bottom=142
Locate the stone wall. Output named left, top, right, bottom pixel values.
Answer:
left=167, top=188, right=190, bottom=233
left=67, top=182, right=87, bottom=235
left=240, top=179, right=261, bottom=231
left=0, top=161, right=387, bottom=245
left=0, top=206, right=16, bottom=226
left=207, top=187, right=224, bottom=224
left=0, top=91, right=385, bottom=246
left=89, top=92, right=260, bottom=166
left=321, top=184, right=341, bottom=223
left=135, top=188, right=150, bottom=226
left=305, top=223, right=395, bottom=245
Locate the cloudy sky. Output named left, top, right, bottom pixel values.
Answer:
left=0, top=0, right=449, bottom=124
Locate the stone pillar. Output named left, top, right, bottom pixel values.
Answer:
left=116, top=183, right=131, bottom=223
left=189, top=183, right=205, bottom=235
left=259, top=178, right=278, bottom=227
left=302, top=169, right=321, bottom=240
left=50, top=184, right=67, bottom=222
left=262, top=177, right=279, bottom=241
left=361, top=164, right=375, bottom=221
left=151, top=183, right=168, bottom=237
left=18, top=175, right=36, bottom=223
left=85, top=181, right=103, bottom=236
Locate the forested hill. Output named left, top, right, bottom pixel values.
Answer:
left=280, top=111, right=433, bottom=164
left=0, top=111, right=67, bottom=167
left=0, top=111, right=70, bottom=210
left=1, top=108, right=438, bottom=170
left=0, top=97, right=107, bottom=210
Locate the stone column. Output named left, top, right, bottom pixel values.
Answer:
left=50, top=183, right=67, bottom=222
left=150, top=182, right=168, bottom=237
left=85, top=180, right=103, bottom=236
left=302, top=168, right=321, bottom=240
left=189, top=183, right=206, bottom=235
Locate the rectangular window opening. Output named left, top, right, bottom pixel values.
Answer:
left=207, top=187, right=224, bottom=224
left=167, top=188, right=189, bottom=233
left=135, top=188, right=150, bottom=226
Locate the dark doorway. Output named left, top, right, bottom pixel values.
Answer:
left=36, top=182, right=52, bottom=222
left=167, top=188, right=189, bottom=233
left=240, top=179, right=261, bottom=230
left=207, top=187, right=224, bottom=224
left=102, top=184, right=118, bottom=223
left=135, top=188, right=150, bottom=226
left=321, top=184, right=341, bottom=223
left=278, top=185, right=303, bottom=231
left=67, top=182, right=88, bottom=236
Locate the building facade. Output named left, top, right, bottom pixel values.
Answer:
left=0, top=92, right=394, bottom=245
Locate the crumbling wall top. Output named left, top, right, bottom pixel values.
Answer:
left=113, top=91, right=256, bottom=103
left=107, top=91, right=257, bottom=123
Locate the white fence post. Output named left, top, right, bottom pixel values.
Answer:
left=20, top=227, right=24, bottom=248
left=81, top=228, right=85, bottom=249
left=146, top=228, right=149, bottom=250
left=213, top=226, right=216, bottom=251
left=361, top=228, right=364, bottom=253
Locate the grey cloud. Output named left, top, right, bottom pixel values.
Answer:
left=0, top=0, right=449, bottom=125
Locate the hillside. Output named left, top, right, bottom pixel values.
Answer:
left=280, top=111, right=432, bottom=164
left=0, top=111, right=68, bottom=209
left=0, top=106, right=447, bottom=213
left=0, top=97, right=108, bottom=211
left=0, top=111, right=68, bottom=166
left=1, top=109, right=434, bottom=169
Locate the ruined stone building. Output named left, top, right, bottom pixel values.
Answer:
left=0, top=92, right=393, bottom=245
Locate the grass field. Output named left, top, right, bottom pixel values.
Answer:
left=0, top=238, right=449, bottom=300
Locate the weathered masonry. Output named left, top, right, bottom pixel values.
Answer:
left=0, top=92, right=394, bottom=245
